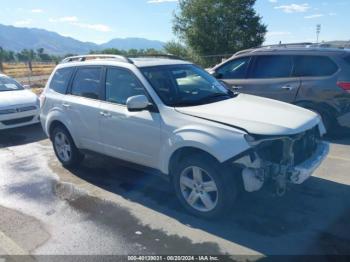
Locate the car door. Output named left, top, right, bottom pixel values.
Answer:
left=237, top=55, right=301, bottom=103
left=99, top=67, right=161, bottom=169
left=64, top=66, right=104, bottom=152
left=213, top=56, right=252, bottom=91
left=218, top=55, right=301, bottom=103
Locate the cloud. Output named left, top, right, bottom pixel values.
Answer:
left=147, top=0, right=178, bottom=3
left=304, top=14, right=324, bottom=19
left=275, top=3, right=310, bottom=13
left=15, top=19, right=33, bottom=26
left=72, top=22, right=112, bottom=32
left=31, top=9, right=43, bottom=13
left=49, top=16, right=111, bottom=32
left=49, top=16, right=79, bottom=23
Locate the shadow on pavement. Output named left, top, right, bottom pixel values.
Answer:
left=68, top=154, right=350, bottom=256
left=0, top=124, right=47, bottom=148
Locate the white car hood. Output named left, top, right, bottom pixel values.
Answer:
left=0, top=90, right=38, bottom=108
left=176, top=94, right=321, bottom=136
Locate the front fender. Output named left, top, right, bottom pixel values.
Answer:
left=159, top=125, right=250, bottom=174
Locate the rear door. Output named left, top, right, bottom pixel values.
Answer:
left=64, top=66, right=104, bottom=152
left=236, top=55, right=301, bottom=103
left=293, top=55, right=341, bottom=102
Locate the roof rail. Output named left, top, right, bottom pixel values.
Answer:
left=61, top=54, right=133, bottom=64
left=129, top=54, right=183, bottom=60
left=259, top=42, right=314, bottom=49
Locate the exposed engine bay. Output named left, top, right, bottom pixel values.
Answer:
left=235, top=126, right=329, bottom=196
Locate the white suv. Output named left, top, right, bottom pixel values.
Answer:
left=40, top=55, right=329, bottom=218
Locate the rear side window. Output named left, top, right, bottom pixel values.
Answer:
left=49, top=67, right=74, bottom=94
left=250, top=55, right=293, bottom=78
left=216, top=57, right=250, bottom=79
left=294, top=56, right=338, bottom=77
left=71, top=67, right=102, bottom=99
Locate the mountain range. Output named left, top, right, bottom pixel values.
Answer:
left=0, top=24, right=165, bottom=55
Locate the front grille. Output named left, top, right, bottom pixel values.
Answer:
left=293, top=127, right=319, bottom=164
left=256, top=127, right=320, bottom=165
left=1, top=116, right=34, bottom=126
left=0, top=106, right=37, bottom=115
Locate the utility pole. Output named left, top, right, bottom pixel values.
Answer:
left=316, top=24, right=321, bottom=44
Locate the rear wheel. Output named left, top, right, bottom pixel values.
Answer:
left=172, top=154, right=238, bottom=219
left=52, top=126, right=84, bottom=168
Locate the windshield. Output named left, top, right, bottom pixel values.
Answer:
left=0, top=77, right=24, bottom=92
left=141, top=64, right=235, bottom=107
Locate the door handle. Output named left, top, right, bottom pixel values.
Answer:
left=100, top=111, right=112, bottom=118
left=231, top=85, right=243, bottom=90
left=62, top=103, right=71, bottom=109
left=281, top=85, right=294, bottom=91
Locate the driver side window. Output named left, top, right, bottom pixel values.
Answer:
left=216, top=57, right=251, bottom=79
left=105, top=68, right=146, bottom=105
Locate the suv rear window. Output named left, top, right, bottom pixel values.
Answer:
left=49, top=67, right=75, bottom=94
left=250, top=55, right=293, bottom=78
left=294, top=56, right=338, bottom=77
left=71, top=67, right=102, bottom=99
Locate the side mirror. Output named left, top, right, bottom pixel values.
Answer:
left=23, top=84, right=31, bottom=89
left=126, top=95, right=151, bottom=112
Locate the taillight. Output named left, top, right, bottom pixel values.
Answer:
left=39, top=94, right=46, bottom=108
left=337, top=82, right=350, bottom=92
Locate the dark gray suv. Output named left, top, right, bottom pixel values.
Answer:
left=209, top=45, right=350, bottom=133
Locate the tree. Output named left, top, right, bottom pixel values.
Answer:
left=0, top=47, right=4, bottom=72
left=174, top=0, right=267, bottom=66
left=17, top=49, right=36, bottom=72
left=164, top=41, right=190, bottom=59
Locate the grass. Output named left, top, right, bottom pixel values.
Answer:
left=2, top=63, right=56, bottom=78
left=1, top=63, right=55, bottom=94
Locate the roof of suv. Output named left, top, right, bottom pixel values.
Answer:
left=59, top=55, right=191, bottom=69
left=130, top=57, right=191, bottom=67
left=234, top=46, right=349, bottom=58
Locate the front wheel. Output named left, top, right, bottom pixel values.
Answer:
left=172, top=154, right=238, bottom=219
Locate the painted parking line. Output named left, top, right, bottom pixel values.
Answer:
left=0, top=231, right=35, bottom=262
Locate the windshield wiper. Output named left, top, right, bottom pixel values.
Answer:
left=197, top=93, right=234, bottom=103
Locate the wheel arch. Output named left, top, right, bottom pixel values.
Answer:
left=168, top=147, right=219, bottom=176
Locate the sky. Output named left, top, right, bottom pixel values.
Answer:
left=0, top=0, right=349, bottom=45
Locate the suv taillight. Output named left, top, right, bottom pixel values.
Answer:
left=39, top=94, right=46, bottom=107
left=337, top=82, right=350, bottom=92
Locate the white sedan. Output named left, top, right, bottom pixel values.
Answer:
left=0, top=74, right=40, bottom=130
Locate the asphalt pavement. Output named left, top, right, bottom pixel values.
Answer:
left=0, top=124, right=349, bottom=259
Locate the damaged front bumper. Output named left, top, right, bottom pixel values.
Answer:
left=234, top=130, right=329, bottom=195
left=289, top=142, right=329, bottom=184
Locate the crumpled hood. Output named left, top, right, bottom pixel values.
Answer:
left=0, top=90, right=38, bottom=108
left=176, top=94, right=321, bottom=136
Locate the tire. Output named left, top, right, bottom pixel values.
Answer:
left=52, top=126, right=84, bottom=168
left=302, top=106, right=334, bottom=135
left=172, top=154, right=238, bottom=219
left=319, top=111, right=334, bottom=135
